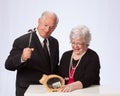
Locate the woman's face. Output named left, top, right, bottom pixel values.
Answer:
left=71, top=38, right=87, bottom=55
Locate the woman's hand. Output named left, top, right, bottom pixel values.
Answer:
left=61, top=85, right=72, bottom=92
left=60, top=81, right=83, bottom=92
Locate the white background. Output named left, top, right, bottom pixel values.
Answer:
left=0, top=0, right=120, bottom=96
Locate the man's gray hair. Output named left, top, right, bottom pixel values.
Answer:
left=41, top=11, right=59, bottom=25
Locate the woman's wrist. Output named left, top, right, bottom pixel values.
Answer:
left=69, top=81, right=83, bottom=91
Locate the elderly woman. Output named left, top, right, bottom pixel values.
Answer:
left=58, top=25, right=100, bottom=92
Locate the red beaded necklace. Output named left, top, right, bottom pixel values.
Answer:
left=68, top=52, right=86, bottom=84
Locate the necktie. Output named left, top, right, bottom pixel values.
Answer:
left=43, top=39, right=50, bottom=64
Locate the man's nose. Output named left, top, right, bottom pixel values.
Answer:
left=45, top=26, right=51, bottom=32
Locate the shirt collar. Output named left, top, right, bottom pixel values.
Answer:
left=36, top=29, right=44, bottom=43
left=36, top=29, right=49, bottom=47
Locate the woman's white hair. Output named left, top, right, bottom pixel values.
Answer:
left=70, top=25, right=91, bottom=46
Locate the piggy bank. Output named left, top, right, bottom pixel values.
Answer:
left=39, top=74, right=65, bottom=92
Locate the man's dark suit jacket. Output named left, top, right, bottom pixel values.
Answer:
left=5, top=31, right=59, bottom=96
left=58, top=49, right=100, bottom=88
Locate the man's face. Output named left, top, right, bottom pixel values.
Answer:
left=37, top=15, right=57, bottom=38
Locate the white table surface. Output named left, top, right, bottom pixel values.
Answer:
left=24, top=85, right=120, bottom=96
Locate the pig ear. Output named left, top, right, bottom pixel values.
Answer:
left=39, top=74, right=48, bottom=84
